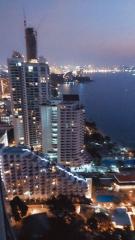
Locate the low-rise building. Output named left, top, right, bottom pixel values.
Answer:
left=114, top=174, right=135, bottom=190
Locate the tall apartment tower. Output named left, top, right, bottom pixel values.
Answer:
left=41, top=95, right=85, bottom=166
left=58, top=94, right=85, bottom=166
left=8, top=53, right=50, bottom=150
left=8, top=52, right=25, bottom=145
left=41, top=99, right=61, bottom=161
left=25, top=27, right=37, bottom=61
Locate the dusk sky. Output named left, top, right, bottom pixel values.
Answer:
left=1, top=0, right=135, bottom=65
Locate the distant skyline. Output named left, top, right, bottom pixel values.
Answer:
left=1, top=0, right=135, bottom=65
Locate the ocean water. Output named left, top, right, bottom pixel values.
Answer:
left=60, top=72, right=135, bottom=148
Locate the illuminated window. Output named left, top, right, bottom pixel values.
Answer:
left=28, top=66, right=33, bottom=72
left=16, top=62, right=22, bottom=67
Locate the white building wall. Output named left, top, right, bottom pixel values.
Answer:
left=8, top=54, right=50, bottom=151
left=41, top=105, right=53, bottom=153
left=1, top=147, right=88, bottom=200
left=57, top=100, right=85, bottom=166
left=41, top=100, right=60, bottom=161
left=8, top=57, right=25, bottom=145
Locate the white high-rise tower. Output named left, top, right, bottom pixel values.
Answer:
left=8, top=52, right=50, bottom=151
left=58, top=94, right=85, bottom=166
left=41, top=95, right=85, bottom=166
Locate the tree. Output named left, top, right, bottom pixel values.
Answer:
left=89, top=132, right=104, bottom=144
left=86, top=121, right=97, bottom=130
left=87, top=211, right=113, bottom=232
left=47, top=216, right=86, bottom=240
left=10, top=200, right=21, bottom=221
left=10, top=196, right=28, bottom=221
left=46, top=195, right=75, bottom=217
left=45, top=195, right=88, bottom=240
left=104, top=136, right=111, bottom=142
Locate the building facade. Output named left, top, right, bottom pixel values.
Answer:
left=41, top=95, right=86, bottom=166
left=41, top=100, right=60, bottom=161
left=1, top=146, right=89, bottom=200
left=25, top=27, right=37, bottom=61
left=57, top=95, right=85, bottom=166
left=8, top=52, right=25, bottom=145
left=8, top=52, right=50, bottom=150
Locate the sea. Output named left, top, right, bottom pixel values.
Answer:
left=60, top=72, right=135, bottom=149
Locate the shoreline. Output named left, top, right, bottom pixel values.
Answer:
left=85, top=120, right=135, bottom=162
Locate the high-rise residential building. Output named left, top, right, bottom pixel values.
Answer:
left=41, top=100, right=60, bottom=161
left=41, top=95, right=86, bottom=166
left=25, top=27, right=37, bottom=61
left=8, top=52, right=25, bottom=145
left=1, top=146, right=90, bottom=200
left=58, top=94, right=85, bottom=166
left=8, top=52, right=50, bottom=150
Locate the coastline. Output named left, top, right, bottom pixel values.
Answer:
left=85, top=120, right=135, bottom=165
left=59, top=72, right=135, bottom=149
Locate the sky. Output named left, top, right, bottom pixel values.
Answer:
left=1, top=0, right=135, bottom=66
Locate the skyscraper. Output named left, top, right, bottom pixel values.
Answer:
left=8, top=53, right=50, bottom=150
left=41, top=95, right=86, bottom=166
left=41, top=99, right=60, bottom=161
left=58, top=94, right=85, bottom=166
left=25, top=27, right=37, bottom=61
left=8, top=52, right=25, bottom=145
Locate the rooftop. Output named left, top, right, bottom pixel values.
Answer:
left=115, top=174, right=135, bottom=183
left=2, top=146, right=31, bottom=154
left=112, top=208, right=131, bottom=226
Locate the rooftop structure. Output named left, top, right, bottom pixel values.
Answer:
left=115, top=174, right=135, bottom=184
left=114, top=174, right=135, bottom=190
left=112, top=208, right=132, bottom=229
left=25, top=27, right=37, bottom=61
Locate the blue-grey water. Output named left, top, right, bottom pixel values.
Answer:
left=60, top=72, right=135, bottom=148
